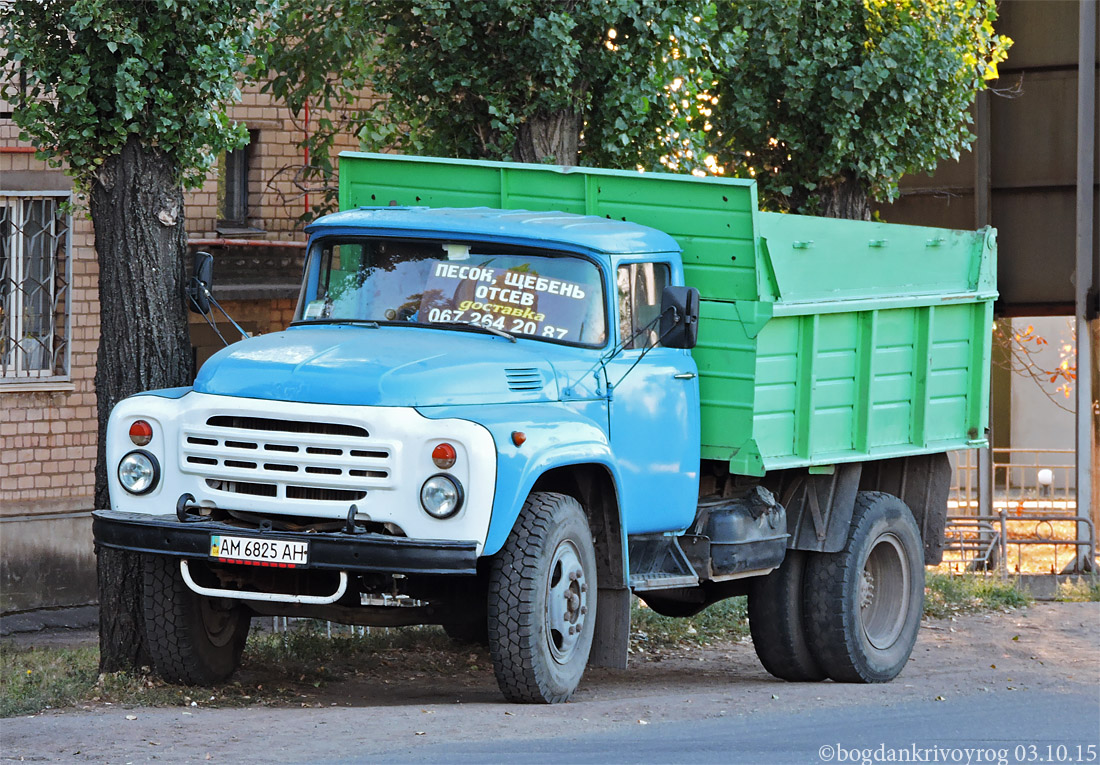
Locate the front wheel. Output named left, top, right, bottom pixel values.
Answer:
left=142, top=556, right=251, bottom=685
left=803, top=492, right=924, bottom=683
left=487, top=492, right=597, bottom=703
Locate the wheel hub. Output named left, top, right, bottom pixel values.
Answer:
left=545, top=540, right=588, bottom=665
left=859, top=568, right=875, bottom=609
left=859, top=533, right=910, bottom=650
left=199, top=597, right=239, bottom=648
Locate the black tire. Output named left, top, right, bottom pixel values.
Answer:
left=142, top=556, right=251, bottom=685
left=748, top=550, right=825, bottom=681
left=487, top=492, right=597, bottom=704
left=803, top=492, right=925, bottom=683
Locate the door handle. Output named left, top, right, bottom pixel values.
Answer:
left=673, top=372, right=696, bottom=380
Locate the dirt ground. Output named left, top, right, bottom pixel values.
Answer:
left=2, top=602, right=1097, bottom=763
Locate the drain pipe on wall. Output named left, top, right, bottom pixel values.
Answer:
left=303, top=99, right=310, bottom=219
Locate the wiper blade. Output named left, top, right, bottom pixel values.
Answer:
left=291, top=317, right=517, bottom=342
left=289, top=319, right=383, bottom=328
left=430, top=321, right=516, bottom=343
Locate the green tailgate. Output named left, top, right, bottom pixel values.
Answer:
left=338, top=152, right=996, bottom=476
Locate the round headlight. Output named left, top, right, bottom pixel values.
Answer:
left=420, top=474, right=463, bottom=519
left=118, top=450, right=160, bottom=495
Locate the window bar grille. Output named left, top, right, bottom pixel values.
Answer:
left=0, top=193, right=72, bottom=381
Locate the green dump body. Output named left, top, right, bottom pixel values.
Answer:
left=339, top=152, right=997, bottom=477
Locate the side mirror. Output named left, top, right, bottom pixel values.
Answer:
left=186, top=251, right=214, bottom=314
left=659, top=285, right=700, bottom=349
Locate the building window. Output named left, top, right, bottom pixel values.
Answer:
left=219, top=130, right=258, bottom=228
left=0, top=195, right=71, bottom=381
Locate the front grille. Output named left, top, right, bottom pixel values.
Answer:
left=206, top=479, right=277, bottom=497
left=206, top=415, right=369, bottom=438
left=286, top=486, right=367, bottom=502
left=182, top=414, right=391, bottom=503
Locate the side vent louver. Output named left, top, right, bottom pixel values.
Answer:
left=505, top=367, right=543, bottom=393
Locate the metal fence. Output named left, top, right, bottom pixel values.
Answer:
left=950, top=448, right=1077, bottom=512
left=944, top=448, right=1093, bottom=574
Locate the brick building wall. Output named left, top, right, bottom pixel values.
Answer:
left=1, top=81, right=372, bottom=612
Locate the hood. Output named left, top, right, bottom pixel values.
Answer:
left=193, top=326, right=562, bottom=407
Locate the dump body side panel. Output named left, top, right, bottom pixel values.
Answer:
left=744, top=300, right=994, bottom=471
left=732, top=213, right=997, bottom=471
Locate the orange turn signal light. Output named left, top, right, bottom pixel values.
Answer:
left=432, top=442, right=457, bottom=469
left=129, top=420, right=153, bottom=446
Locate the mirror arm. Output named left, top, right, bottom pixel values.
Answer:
left=606, top=306, right=680, bottom=392
left=205, top=286, right=250, bottom=344
left=187, top=279, right=250, bottom=347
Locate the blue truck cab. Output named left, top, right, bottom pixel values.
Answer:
left=94, top=155, right=988, bottom=704
left=96, top=206, right=705, bottom=703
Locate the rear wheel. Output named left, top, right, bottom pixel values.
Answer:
left=803, top=492, right=924, bottom=683
left=748, top=550, right=825, bottom=681
left=487, top=492, right=597, bottom=703
left=142, top=556, right=251, bottom=685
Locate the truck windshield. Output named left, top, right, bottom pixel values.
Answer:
left=296, top=238, right=607, bottom=346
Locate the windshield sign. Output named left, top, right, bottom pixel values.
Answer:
left=421, top=260, right=590, bottom=341
left=297, top=238, right=607, bottom=345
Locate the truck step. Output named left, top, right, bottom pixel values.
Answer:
left=629, top=571, right=701, bottom=591
left=628, top=536, right=700, bottom=592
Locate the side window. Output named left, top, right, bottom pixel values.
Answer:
left=616, top=262, right=670, bottom=350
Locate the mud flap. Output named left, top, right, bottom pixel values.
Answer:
left=588, top=585, right=630, bottom=669
left=860, top=453, right=952, bottom=565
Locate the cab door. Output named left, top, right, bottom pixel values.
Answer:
left=604, top=261, right=700, bottom=535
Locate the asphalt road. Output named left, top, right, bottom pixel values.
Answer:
left=374, top=690, right=1100, bottom=764
left=2, top=602, right=1097, bottom=764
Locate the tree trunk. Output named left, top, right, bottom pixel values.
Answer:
left=96, top=546, right=153, bottom=672
left=818, top=172, right=873, bottom=221
left=512, top=110, right=581, bottom=166
left=90, top=136, right=193, bottom=673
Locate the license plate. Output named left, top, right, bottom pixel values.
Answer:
left=210, top=535, right=309, bottom=567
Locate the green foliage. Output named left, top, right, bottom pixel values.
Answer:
left=630, top=595, right=749, bottom=648
left=711, top=0, right=1011, bottom=213
left=0, top=0, right=274, bottom=187
left=0, top=645, right=98, bottom=718
left=1055, top=577, right=1100, bottom=603
left=923, top=573, right=1031, bottom=619
left=260, top=0, right=732, bottom=217
left=257, top=0, right=376, bottom=218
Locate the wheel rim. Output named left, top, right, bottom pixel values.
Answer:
left=859, top=533, right=910, bottom=650
left=199, top=597, right=239, bottom=648
left=544, top=539, right=588, bottom=665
